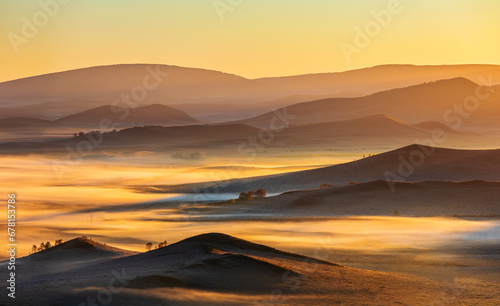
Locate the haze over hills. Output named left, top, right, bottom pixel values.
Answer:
left=171, top=93, right=365, bottom=123
left=1, top=64, right=500, bottom=120
left=0, top=114, right=492, bottom=154
left=272, top=114, right=485, bottom=148
left=235, top=78, right=500, bottom=130
left=0, top=117, right=61, bottom=130
left=144, top=144, right=500, bottom=194
left=3, top=0, right=500, bottom=302
left=5, top=233, right=496, bottom=305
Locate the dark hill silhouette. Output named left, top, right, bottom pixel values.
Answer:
left=235, top=78, right=500, bottom=130
left=55, top=103, right=198, bottom=127
left=28, top=237, right=136, bottom=261
left=8, top=233, right=499, bottom=305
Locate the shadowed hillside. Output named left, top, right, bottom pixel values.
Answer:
left=145, top=144, right=500, bottom=193
left=236, top=78, right=500, bottom=130
left=4, top=233, right=498, bottom=305
left=221, top=180, right=500, bottom=218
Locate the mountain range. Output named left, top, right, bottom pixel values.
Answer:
left=1, top=64, right=500, bottom=121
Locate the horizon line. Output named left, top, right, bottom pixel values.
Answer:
left=2, top=62, right=500, bottom=84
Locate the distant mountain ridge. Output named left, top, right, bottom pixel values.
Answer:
left=234, top=78, right=500, bottom=130
left=1, top=64, right=500, bottom=120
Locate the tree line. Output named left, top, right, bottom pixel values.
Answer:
left=30, top=239, right=63, bottom=254
left=145, top=240, right=168, bottom=251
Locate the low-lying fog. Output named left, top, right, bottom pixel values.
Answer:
left=1, top=155, right=499, bottom=284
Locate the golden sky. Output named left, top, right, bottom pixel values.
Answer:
left=1, top=0, right=499, bottom=82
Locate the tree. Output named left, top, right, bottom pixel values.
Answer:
left=239, top=192, right=248, bottom=200
left=256, top=189, right=266, bottom=198
left=55, top=239, right=63, bottom=245
left=45, top=241, right=52, bottom=249
left=145, top=242, right=153, bottom=251
left=39, top=242, right=45, bottom=251
left=247, top=191, right=254, bottom=200
left=31, top=245, right=37, bottom=254
left=158, top=240, right=168, bottom=248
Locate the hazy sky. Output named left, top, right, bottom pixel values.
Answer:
left=1, top=0, right=499, bottom=82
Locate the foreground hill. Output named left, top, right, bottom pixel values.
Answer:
left=28, top=237, right=136, bottom=261
left=145, top=144, right=500, bottom=194
left=1, top=64, right=500, bottom=120
left=236, top=78, right=500, bottom=130
left=6, top=237, right=137, bottom=280
left=3, top=233, right=498, bottom=305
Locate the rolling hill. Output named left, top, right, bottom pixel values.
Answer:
left=55, top=104, right=199, bottom=127
left=221, top=180, right=500, bottom=218
left=145, top=144, right=500, bottom=193
left=272, top=114, right=479, bottom=148
left=0, top=117, right=61, bottom=130
left=235, top=78, right=500, bottom=130
left=2, top=64, right=500, bottom=121
left=0, top=113, right=492, bottom=154
left=4, top=233, right=497, bottom=305
left=0, top=111, right=494, bottom=154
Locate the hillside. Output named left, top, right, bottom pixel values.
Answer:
left=28, top=237, right=136, bottom=261
left=236, top=78, right=500, bottom=130
left=5, top=233, right=498, bottom=305
left=145, top=144, right=500, bottom=193
left=218, top=180, right=500, bottom=218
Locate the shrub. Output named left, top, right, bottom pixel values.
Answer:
left=255, top=189, right=266, bottom=198
left=239, top=192, right=248, bottom=200
left=247, top=191, right=254, bottom=200
left=239, top=192, right=254, bottom=200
